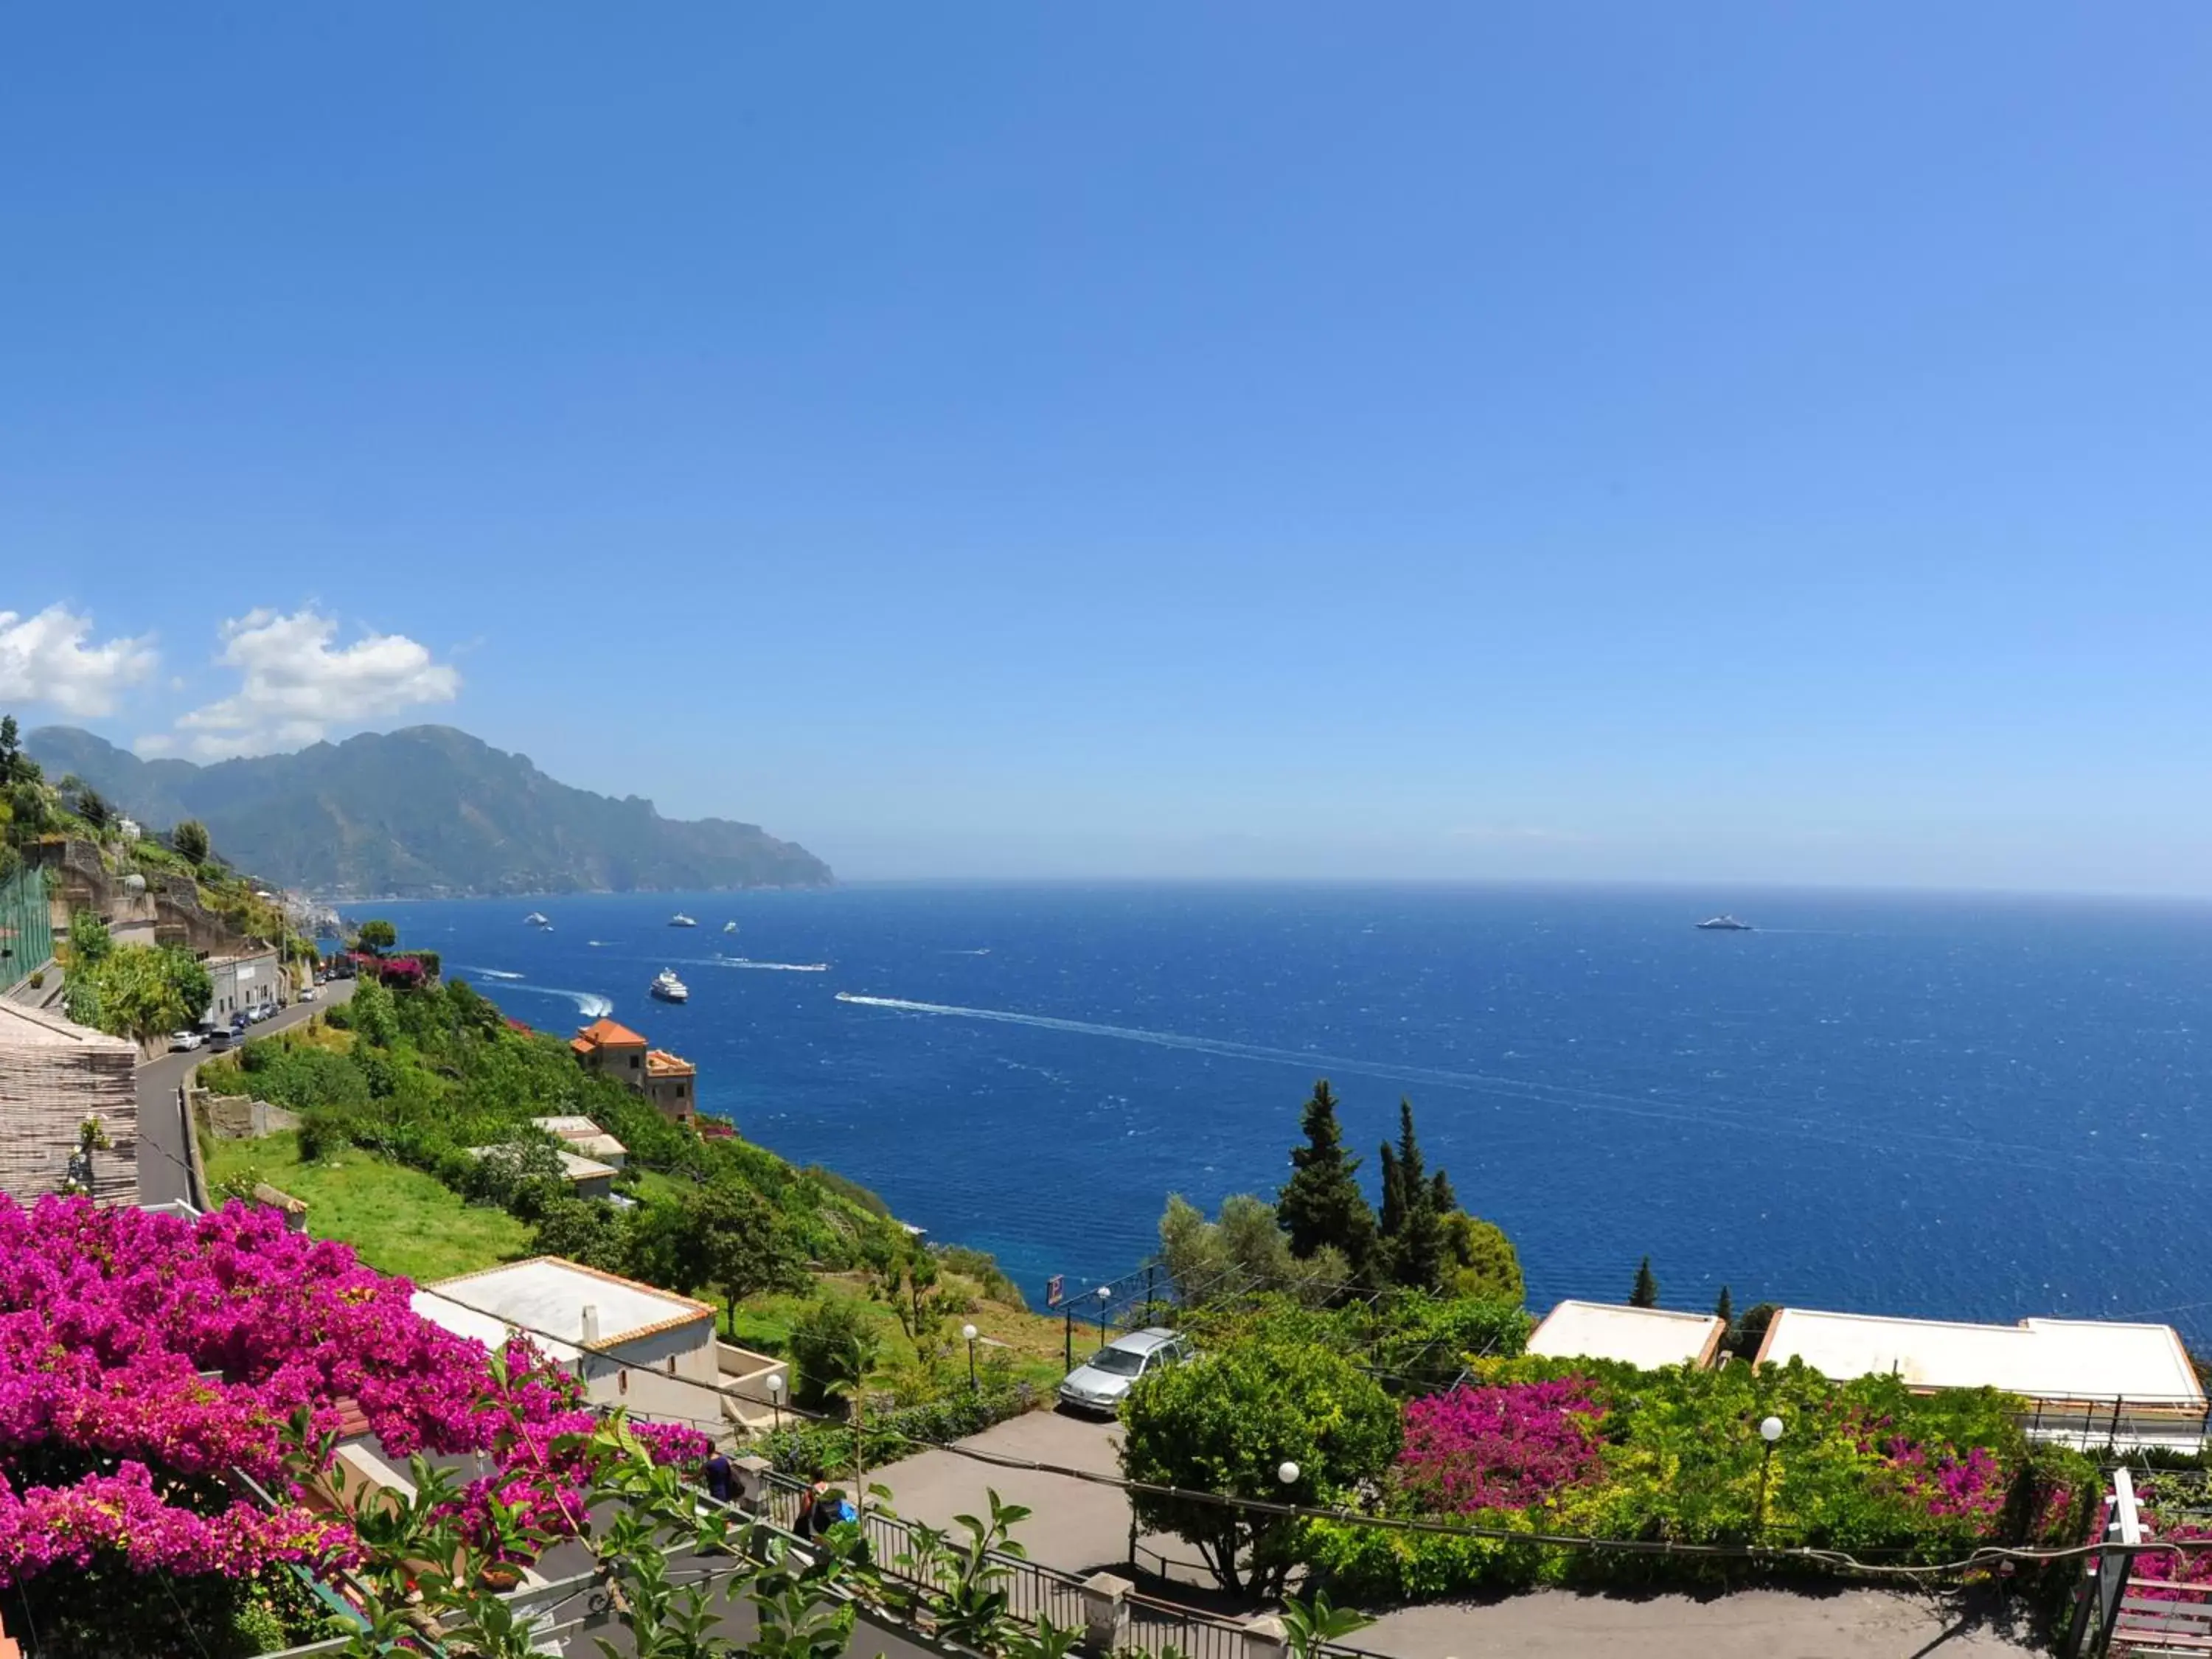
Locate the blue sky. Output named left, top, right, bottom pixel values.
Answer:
left=2, top=6, right=2208, bottom=889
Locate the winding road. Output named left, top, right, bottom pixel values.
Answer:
left=133, top=978, right=355, bottom=1206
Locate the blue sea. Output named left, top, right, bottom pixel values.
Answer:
left=368, top=884, right=2212, bottom=1343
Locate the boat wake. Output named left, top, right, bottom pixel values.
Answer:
left=830, top=993, right=2149, bottom=1179
left=712, top=957, right=829, bottom=973
left=479, top=981, right=614, bottom=1019
left=462, top=967, right=525, bottom=981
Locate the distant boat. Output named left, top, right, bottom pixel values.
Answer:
left=1697, top=915, right=1753, bottom=931
left=650, top=968, right=689, bottom=1002
left=669, top=913, right=697, bottom=928
left=524, top=911, right=551, bottom=927
left=723, top=921, right=739, bottom=934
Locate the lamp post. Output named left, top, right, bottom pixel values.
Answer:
left=962, top=1323, right=980, bottom=1392
left=1096, top=1285, right=1112, bottom=1346
left=765, top=1369, right=785, bottom=1433
left=1276, top=1461, right=1301, bottom=1489
left=1755, top=1414, right=1784, bottom=1540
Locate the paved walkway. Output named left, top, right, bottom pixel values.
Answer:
left=1360, top=1589, right=2042, bottom=1658
left=874, top=1412, right=2047, bottom=1658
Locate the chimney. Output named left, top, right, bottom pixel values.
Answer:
left=580, top=1304, right=600, bottom=1346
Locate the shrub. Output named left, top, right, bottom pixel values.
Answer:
left=939, top=1244, right=1028, bottom=1310
left=788, top=1297, right=883, bottom=1411
left=1399, top=1377, right=1606, bottom=1512
left=759, top=1385, right=1033, bottom=1479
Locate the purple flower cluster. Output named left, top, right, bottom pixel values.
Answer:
left=0, top=1196, right=700, bottom=1587
left=1397, top=1380, right=1605, bottom=1513
left=1879, top=1437, right=2006, bottom=1520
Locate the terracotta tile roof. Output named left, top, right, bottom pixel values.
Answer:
left=645, top=1048, right=695, bottom=1077
left=572, top=1017, right=649, bottom=1050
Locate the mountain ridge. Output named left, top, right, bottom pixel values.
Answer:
left=25, top=724, right=832, bottom=898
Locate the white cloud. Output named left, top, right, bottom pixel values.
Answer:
left=0, top=605, right=159, bottom=718
left=148, top=608, right=460, bottom=759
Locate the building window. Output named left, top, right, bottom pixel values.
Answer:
left=678, top=1084, right=687, bottom=1098
left=630, top=1054, right=641, bottom=1070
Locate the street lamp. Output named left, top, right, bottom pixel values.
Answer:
left=1276, top=1461, right=1301, bottom=1488
left=962, top=1323, right=980, bottom=1392
left=765, top=1369, right=785, bottom=1432
left=1755, top=1414, right=1784, bottom=1539
left=1096, top=1285, right=1112, bottom=1346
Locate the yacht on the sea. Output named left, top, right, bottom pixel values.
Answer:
left=1696, top=915, right=1753, bottom=931
left=524, top=911, right=551, bottom=928
left=723, top=921, right=739, bottom=934
left=650, top=968, right=689, bottom=1003
left=669, top=913, right=697, bottom=928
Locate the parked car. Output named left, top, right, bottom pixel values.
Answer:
left=168, top=1029, right=204, bottom=1052
left=297, top=985, right=317, bottom=1002
left=204, top=1027, right=233, bottom=1051
left=1057, top=1328, right=1194, bottom=1415
left=250, top=1003, right=274, bottom=1023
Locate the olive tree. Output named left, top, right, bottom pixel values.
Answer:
left=1119, top=1333, right=1399, bottom=1596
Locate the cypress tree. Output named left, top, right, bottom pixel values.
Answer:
left=1714, top=1284, right=1733, bottom=1330
left=1429, top=1169, right=1458, bottom=1217
left=1276, top=1080, right=1377, bottom=1273
left=1377, top=1101, right=1448, bottom=1292
left=1630, top=1256, right=1659, bottom=1308
left=1377, top=1144, right=1405, bottom=1241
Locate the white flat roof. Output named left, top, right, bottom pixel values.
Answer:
left=531, top=1116, right=604, bottom=1138
left=1528, top=1300, right=1725, bottom=1370
left=421, top=1256, right=713, bottom=1356
left=1759, top=1308, right=2205, bottom=1404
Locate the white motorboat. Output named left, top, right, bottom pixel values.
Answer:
left=669, top=913, right=697, bottom=928
left=723, top=920, right=739, bottom=934
left=650, top=968, right=689, bottom=1003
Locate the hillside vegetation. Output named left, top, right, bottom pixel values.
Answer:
left=28, top=723, right=832, bottom=897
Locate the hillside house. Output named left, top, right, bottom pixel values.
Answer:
left=571, top=1018, right=697, bottom=1125
left=529, top=1115, right=627, bottom=1169
left=411, top=1257, right=721, bottom=1427
left=1756, top=1307, right=2207, bottom=1449
left=1528, top=1300, right=1728, bottom=1370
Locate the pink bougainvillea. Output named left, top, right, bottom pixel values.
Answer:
left=0, top=1195, right=699, bottom=1587
left=1397, top=1379, right=1607, bottom=1513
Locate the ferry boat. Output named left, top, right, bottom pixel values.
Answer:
left=650, top=968, right=689, bottom=1003
left=1696, top=915, right=1753, bottom=931
left=669, top=913, right=697, bottom=928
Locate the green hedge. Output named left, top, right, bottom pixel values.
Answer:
left=757, top=1387, right=1036, bottom=1480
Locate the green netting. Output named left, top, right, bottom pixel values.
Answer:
left=0, top=863, right=54, bottom=989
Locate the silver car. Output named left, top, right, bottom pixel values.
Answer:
left=1057, top=1327, right=1194, bottom=1415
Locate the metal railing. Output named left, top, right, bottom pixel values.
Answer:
left=757, top=1469, right=1399, bottom=1659
left=0, top=864, right=53, bottom=995
left=2028, top=1394, right=2212, bottom=1455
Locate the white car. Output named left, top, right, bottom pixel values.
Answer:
left=169, top=1030, right=204, bottom=1051
left=1057, top=1328, right=1194, bottom=1415
left=297, top=985, right=317, bottom=1002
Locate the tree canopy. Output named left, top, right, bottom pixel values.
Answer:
left=1119, top=1332, right=1399, bottom=1595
